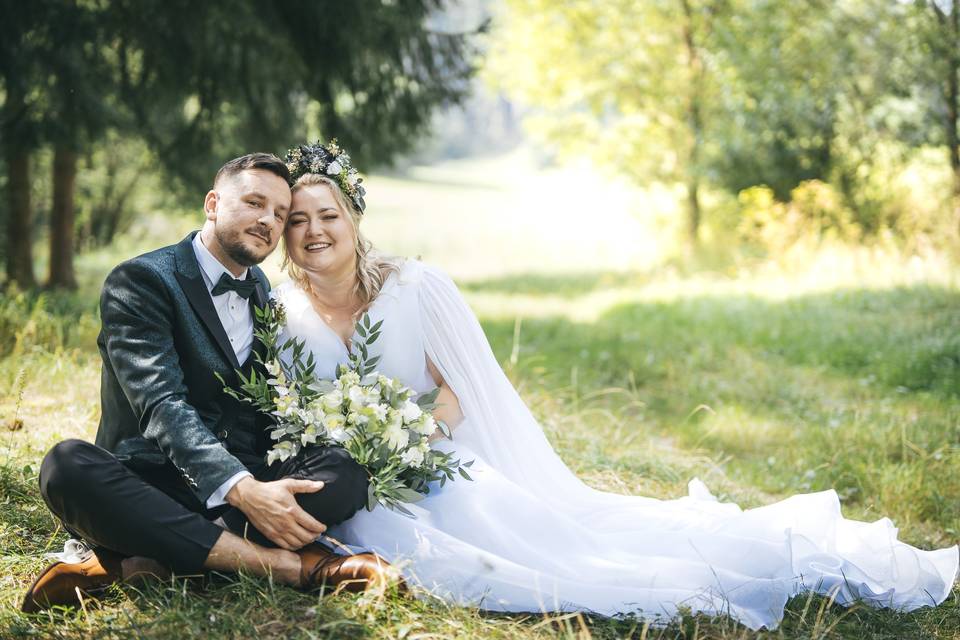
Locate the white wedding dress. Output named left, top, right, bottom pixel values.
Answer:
left=273, top=259, right=958, bottom=631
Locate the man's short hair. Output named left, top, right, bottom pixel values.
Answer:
left=214, top=153, right=291, bottom=187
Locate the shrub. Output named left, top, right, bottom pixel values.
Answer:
left=0, top=289, right=97, bottom=359
left=789, top=179, right=860, bottom=240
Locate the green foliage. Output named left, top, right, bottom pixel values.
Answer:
left=0, top=288, right=98, bottom=359
left=488, top=0, right=717, bottom=186
left=73, top=132, right=161, bottom=250
left=488, top=0, right=957, bottom=245
left=104, top=0, right=477, bottom=193
left=736, top=180, right=860, bottom=252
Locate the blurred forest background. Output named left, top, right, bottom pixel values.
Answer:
left=4, top=0, right=960, bottom=289
left=3, top=1, right=960, bottom=638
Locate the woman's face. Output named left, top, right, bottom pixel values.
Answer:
left=285, top=184, right=358, bottom=277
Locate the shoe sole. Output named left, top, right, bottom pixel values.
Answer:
left=21, top=561, right=63, bottom=613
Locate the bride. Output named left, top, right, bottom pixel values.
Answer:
left=274, top=142, right=958, bottom=631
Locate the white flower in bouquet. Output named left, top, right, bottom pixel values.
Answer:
left=347, top=384, right=364, bottom=403
left=304, top=400, right=325, bottom=425
left=377, top=373, right=404, bottom=392
left=274, top=389, right=299, bottom=417
left=265, top=359, right=283, bottom=378
left=369, top=403, right=389, bottom=422
left=400, top=399, right=423, bottom=423
left=340, top=371, right=361, bottom=386
left=266, top=439, right=298, bottom=465
left=400, top=446, right=425, bottom=468
left=326, top=159, right=343, bottom=175
left=329, top=426, right=351, bottom=443
left=321, top=389, right=343, bottom=411
left=347, top=410, right=368, bottom=426
left=300, top=424, right=321, bottom=446
left=411, top=413, right=437, bottom=436
left=322, top=412, right=346, bottom=431
left=383, top=413, right=409, bottom=450
left=347, top=384, right=379, bottom=412
left=363, top=387, right=382, bottom=405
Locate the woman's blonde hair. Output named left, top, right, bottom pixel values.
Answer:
left=282, top=174, right=402, bottom=310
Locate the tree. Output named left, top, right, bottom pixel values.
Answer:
left=1, top=0, right=118, bottom=289
left=42, top=1, right=117, bottom=288
left=488, top=0, right=729, bottom=245
left=110, top=0, right=475, bottom=194
left=0, top=1, right=43, bottom=288
left=712, top=1, right=909, bottom=200
left=490, top=0, right=926, bottom=241
left=915, top=0, right=960, bottom=217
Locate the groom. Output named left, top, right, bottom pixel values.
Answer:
left=22, top=153, right=387, bottom=613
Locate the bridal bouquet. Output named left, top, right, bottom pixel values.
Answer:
left=219, top=301, right=473, bottom=516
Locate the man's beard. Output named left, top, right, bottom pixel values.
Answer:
left=216, top=225, right=271, bottom=267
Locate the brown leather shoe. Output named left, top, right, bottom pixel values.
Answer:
left=298, top=543, right=405, bottom=594
left=21, top=549, right=123, bottom=613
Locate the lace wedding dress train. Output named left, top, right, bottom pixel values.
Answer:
left=274, top=260, right=957, bottom=631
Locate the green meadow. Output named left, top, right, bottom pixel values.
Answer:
left=2, top=154, right=959, bottom=638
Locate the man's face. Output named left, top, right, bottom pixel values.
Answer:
left=204, top=169, right=291, bottom=267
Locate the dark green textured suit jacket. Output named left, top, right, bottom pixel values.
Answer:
left=95, top=232, right=271, bottom=504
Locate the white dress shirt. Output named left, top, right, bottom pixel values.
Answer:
left=192, top=233, right=254, bottom=507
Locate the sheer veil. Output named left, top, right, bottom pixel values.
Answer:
left=418, top=262, right=596, bottom=504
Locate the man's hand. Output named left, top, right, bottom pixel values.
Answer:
left=225, top=476, right=327, bottom=550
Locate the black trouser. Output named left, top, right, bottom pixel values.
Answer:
left=38, top=439, right=368, bottom=573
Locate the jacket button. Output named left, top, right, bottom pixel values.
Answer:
left=218, top=430, right=228, bottom=440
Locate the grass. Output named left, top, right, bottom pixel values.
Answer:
left=2, top=153, right=960, bottom=638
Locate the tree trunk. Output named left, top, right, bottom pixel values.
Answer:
left=687, top=176, right=701, bottom=246
left=948, top=71, right=960, bottom=191
left=947, top=2, right=960, bottom=197
left=47, top=146, right=78, bottom=289
left=680, top=0, right=704, bottom=246
left=951, top=0, right=960, bottom=237
left=4, top=146, right=36, bottom=288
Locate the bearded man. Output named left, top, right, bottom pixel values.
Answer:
left=22, top=153, right=391, bottom=613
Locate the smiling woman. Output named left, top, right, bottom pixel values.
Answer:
left=284, top=179, right=356, bottom=277
left=280, top=173, right=401, bottom=347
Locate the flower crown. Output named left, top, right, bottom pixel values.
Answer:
left=284, top=139, right=367, bottom=214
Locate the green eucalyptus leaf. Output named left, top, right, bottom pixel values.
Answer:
left=416, top=388, right=440, bottom=408
left=395, top=487, right=426, bottom=503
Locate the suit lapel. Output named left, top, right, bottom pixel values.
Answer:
left=250, top=274, right=268, bottom=318
left=174, top=233, right=241, bottom=370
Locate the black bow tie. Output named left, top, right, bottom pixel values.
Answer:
left=210, top=273, right=258, bottom=299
